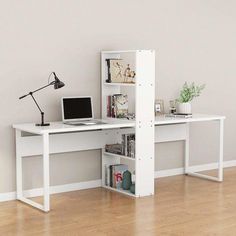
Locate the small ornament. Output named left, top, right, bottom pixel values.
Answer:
left=122, top=170, right=132, bottom=190
left=123, top=64, right=136, bottom=83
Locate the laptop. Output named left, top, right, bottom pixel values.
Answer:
left=61, top=96, right=106, bottom=125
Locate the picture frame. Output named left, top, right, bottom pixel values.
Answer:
left=155, top=99, right=164, bottom=116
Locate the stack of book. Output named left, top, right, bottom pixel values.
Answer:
left=105, top=143, right=123, bottom=155
left=107, top=94, right=128, bottom=118
left=165, top=113, right=192, bottom=118
left=122, top=134, right=135, bottom=158
left=105, top=164, right=128, bottom=188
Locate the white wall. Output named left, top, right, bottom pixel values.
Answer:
left=0, top=0, right=235, bottom=193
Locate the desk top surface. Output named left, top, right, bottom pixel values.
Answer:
left=13, top=114, right=225, bottom=135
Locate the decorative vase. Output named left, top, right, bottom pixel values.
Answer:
left=177, top=102, right=191, bottom=114
left=122, top=170, right=132, bottom=190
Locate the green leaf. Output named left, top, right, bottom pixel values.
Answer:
left=177, top=82, right=205, bottom=103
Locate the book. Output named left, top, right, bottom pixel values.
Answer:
left=107, top=94, right=128, bottom=118
left=114, top=94, right=128, bottom=118
left=107, top=164, right=128, bottom=188
left=122, top=133, right=135, bottom=158
left=165, top=113, right=193, bottom=118
left=106, top=59, right=111, bottom=83
left=105, top=165, right=110, bottom=186
left=114, top=164, right=128, bottom=189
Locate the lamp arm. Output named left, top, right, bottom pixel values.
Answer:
left=31, top=82, right=54, bottom=94
left=19, top=82, right=54, bottom=100
left=29, top=92, right=43, bottom=114
left=30, top=92, right=48, bottom=126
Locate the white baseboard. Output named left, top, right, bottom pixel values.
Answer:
left=1, top=160, right=236, bottom=203
left=155, top=160, right=236, bottom=178
left=0, top=179, right=101, bottom=203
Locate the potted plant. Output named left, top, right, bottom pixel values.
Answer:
left=177, top=82, right=205, bottom=114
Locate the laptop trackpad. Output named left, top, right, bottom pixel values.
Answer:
left=82, top=122, right=97, bottom=125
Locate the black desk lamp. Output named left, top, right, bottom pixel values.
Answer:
left=19, top=72, right=65, bottom=126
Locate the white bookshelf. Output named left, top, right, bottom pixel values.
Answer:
left=101, top=50, right=155, bottom=197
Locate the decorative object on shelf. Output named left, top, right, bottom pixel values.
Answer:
left=130, top=184, right=135, bottom=194
left=19, top=72, right=65, bottom=126
left=126, top=113, right=135, bottom=120
left=106, top=59, right=135, bottom=84
left=169, top=100, right=177, bottom=114
left=124, top=64, right=136, bottom=83
left=155, top=99, right=164, bottom=116
left=177, top=102, right=192, bottom=114
left=177, top=82, right=205, bottom=114
left=122, top=170, right=132, bottom=190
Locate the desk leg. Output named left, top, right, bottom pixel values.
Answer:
left=218, top=119, right=224, bottom=182
left=184, top=124, right=190, bottom=174
left=17, top=132, right=50, bottom=212
left=186, top=119, right=224, bottom=182
left=16, top=130, right=23, bottom=199
left=43, top=133, right=50, bottom=212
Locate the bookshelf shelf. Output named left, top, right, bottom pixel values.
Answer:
left=103, top=186, right=136, bottom=197
left=104, top=151, right=135, bottom=161
left=104, top=82, right=135, bottom=87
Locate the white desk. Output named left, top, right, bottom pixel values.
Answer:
left=13, top=114, right=225, bottom=212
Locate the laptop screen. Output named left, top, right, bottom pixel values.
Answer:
left=62, top=97, right=93, bottom=121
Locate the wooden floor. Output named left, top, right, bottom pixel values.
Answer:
left=1, top=168, right=236, bottom=236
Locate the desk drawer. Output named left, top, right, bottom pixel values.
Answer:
left=155, top=124, right=187, bottom=143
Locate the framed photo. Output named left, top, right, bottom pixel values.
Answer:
left=106, top=59, right=136, bottom=84
left=155, top=99, right=164, bottom=116
left=110, top=59, right=125, bottom=83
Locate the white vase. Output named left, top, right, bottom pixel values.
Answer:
left=177, top=102, right=192, bottom=114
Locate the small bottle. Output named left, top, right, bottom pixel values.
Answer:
left=169, top=100, right=176, bottom=114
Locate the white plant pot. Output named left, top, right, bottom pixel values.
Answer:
left=177, top=102, right=192, bottom=114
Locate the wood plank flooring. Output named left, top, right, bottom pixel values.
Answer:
left=1, top=168, right=236, bottom=236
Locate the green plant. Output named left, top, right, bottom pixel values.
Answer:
left=177, top=82, right=205, bottom=103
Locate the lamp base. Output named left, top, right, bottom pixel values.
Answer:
left=35, top=123, right=50, bottom=126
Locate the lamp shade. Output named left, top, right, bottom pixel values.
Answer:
left=53, top=72, right=65, bottom=89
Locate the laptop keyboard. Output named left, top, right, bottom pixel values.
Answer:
left=66, top=120, right=107, bottom=126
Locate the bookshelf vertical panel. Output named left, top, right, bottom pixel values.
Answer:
left=135, top=50, right=155, bottom=197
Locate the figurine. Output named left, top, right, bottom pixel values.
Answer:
left=123, top=64, right=136, bottom=83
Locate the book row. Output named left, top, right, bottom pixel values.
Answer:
left=105, top=133, right=135, bottom=158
